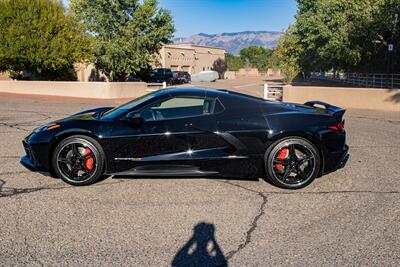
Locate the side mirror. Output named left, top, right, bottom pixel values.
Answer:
left=121, top=112, right=143, bottom=129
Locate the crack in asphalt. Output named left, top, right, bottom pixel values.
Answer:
left=215, top=180, right=268, bottom=263
left=0, top=177, right=62, bottom=198
left=0, top=156, right=20, bottom=159
left=0, top=108, right=68, bottom=117
left=0, top=122, right=30, bottom=132
left=0, top=177, right=132, bottom=198
left=213, top=179, right=400, bottom=263
left=11, top=111, right=52, bottom=126
left=0, top=109, right=56, bottom=132
left=0, top=183, right=64, bottom=198
left=225, top=192, right=267, bottom=262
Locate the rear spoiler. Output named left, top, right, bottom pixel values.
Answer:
left=304, top=101, right=345, bottom=120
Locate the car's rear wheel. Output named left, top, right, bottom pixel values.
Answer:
left=52, top=135, right=105, bottom=186
left=265, top=137, right=321, bottom=189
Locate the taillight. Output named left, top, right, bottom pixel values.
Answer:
left=328, top=121, right=345, bottom=132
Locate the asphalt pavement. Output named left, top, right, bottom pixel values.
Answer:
left=0, top=91, right=399, bottom=266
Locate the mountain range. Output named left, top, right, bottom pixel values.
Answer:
left=173, top=31, right=283, bottom=55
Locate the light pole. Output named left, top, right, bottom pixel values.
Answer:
left=388, top=13, right=398, bottom=74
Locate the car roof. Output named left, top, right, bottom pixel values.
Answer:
left=154, top=87, right=225, bottom=96
left=156, top=87, right=265, bottom=101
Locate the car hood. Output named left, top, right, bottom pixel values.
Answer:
left=73, top=107, right=114, bottom=116
left=57, top=107, right=114, bottom=122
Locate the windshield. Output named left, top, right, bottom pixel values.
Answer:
left=101, top=90, right=159, bottom=119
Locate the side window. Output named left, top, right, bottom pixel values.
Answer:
left=139, top=96, right=223, bottom=121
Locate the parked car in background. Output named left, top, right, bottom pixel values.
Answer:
left=172, top=71, right=191, bottom=84
left=191, top=70, right=219, bottom=82
left=145, top=68, right=174, bottom=84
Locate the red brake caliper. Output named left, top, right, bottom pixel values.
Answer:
left=275, top=147, right=288, bottom=171
left=84, top=147, right=94, bottom=171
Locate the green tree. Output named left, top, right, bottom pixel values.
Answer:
left=226, top=53, right=244, bottom=71
left=293, top=0, right=400, bottom=74
left=239, top=45, right=272, bottom=70
left=273, top=26, right=302, bottom=84
left=69, top=0, right=175, bottom=81
left=295, top=0, right=375, bottom=74
left=212, top=58, right=227, bottom=79
left=0, top=0, right=93, bottom=80
left=362, top=0, right=400, bottom=72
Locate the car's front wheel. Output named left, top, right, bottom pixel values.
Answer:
left=52, top=135, right=105, bottom=186
left=265, top=137, right=321, bottom=189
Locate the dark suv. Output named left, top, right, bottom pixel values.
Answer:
left=146, top=68, right=174, bottom=84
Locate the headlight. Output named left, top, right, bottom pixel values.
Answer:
left=34, top=124, right=61, bottom=133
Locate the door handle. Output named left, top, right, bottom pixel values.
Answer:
left=184, top=123, right=193, bottom=127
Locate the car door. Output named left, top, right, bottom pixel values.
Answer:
left=111, top=91, right=228, bottom=175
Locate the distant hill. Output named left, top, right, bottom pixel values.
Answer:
left=173, top=31, right=283, bottom=55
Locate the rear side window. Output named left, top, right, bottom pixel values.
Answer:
left=158, top=97, right=204, bottom=109
left=213, top=99, right=225, bottom=114
left=140, top=96, right=223, bottom=121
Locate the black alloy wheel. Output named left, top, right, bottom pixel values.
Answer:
left=52, top=135, right=105, bottom=186
left=265, top=137, right=321, bottom=189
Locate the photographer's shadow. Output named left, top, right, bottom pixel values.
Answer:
left=172, top=222, right=228, bottom=267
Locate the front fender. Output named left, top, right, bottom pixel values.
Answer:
left=73, top=107, right=114, bottom=116
left=47, top=124, right=114, bottom=173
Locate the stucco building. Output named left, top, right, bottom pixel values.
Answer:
left=154, top=44, right=226, bottom=74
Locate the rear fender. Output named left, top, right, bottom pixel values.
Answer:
left=266, top=130, right=326, bottom=177
left=304, top=101, right=346, bottom=121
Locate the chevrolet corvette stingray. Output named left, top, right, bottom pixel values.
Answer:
left=20, top=87, right=349, bottom=189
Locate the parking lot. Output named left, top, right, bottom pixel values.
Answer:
left=0, top=89, right=399, bottom=266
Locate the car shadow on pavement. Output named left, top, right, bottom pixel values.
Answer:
left=172, top=222, right=228, bottom=267
left=113, top=175, right=259, bottom=182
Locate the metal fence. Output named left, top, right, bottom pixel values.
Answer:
left=264, top=83, right=284, bottom=101
left=311, top=72, right=400, bottom=89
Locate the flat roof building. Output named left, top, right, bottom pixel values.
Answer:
left=155, top=44, right=226, bottom=74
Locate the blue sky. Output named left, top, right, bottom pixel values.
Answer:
left=63, top=0, right=297, bottom=37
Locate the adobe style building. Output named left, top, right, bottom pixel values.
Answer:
left=154, top=44, right=226, bottom=74
left=77, top=43, right=226, bottom=81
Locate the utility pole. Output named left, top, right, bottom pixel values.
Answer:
left=388, top=13, right=398, bottom=73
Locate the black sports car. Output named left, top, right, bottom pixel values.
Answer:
left=20, top=87, right=349, bottom=189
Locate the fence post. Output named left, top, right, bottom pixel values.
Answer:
left=373, top=74, right=375, bottom=87
left=392, top=74, right=394, bottom=88
left=162, top=81, right=166, bottom=88
left=264, top=83, right=269, bottom=99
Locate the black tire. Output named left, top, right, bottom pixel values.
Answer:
left=52, top=135, right=105, bottom=186
left=264, top=137, right=321, bottom=189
